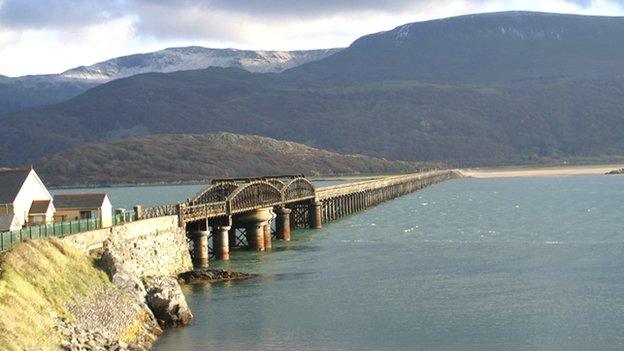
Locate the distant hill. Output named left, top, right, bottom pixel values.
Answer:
left=0, top=75, right=100, bottom=113
left=3, top=11, right=624, bottom=169
left=35, top=133, right=433, bottom=186
left=0, top=46, right=340, bottom=112
left=288, top=11, right=624, bottom=84
left=62, top=47, right=341, bottom=79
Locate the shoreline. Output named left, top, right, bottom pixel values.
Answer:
left=46, top=174, right=393, bottom=190
left=461, top=164, right=624, bottom=178
left=44, top=164, right=624, bottom=189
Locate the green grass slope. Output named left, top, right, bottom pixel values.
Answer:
left=0, top=240, right=111, bottom=350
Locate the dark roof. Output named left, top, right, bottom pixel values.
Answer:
left=54, top=193, right=108, bottom=209
left=0, top=168, right=32, bottom=204
left=29, top=200, right=52, bottom=214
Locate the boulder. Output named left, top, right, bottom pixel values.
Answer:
left=100, top=249, right=147, bottom=304
left=606, top=168, right=624, bottom=175
left=144, top=276, right=193, bottom=328
left=178, top=268, right=251, bottom=284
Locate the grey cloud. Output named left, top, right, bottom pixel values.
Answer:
left=0, top=0, right=474, bottom=30
left=0, top=0, right=124, bottom=29
left=150, top=0, right=423, bottom=17
left=130, top=1, right=245, bottom=40
left=1, top=0, right=622, bottom=38
left=0, top=0, right=444, bottom=41
left=563, top=0, right=595, bottom=7
left=563, top=0, right=624, bottom=7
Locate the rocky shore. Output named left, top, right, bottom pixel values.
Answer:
left=0, top=217, right=250, bottom=350
left=178, top=268, right=251, bottom=284
left=57, top=249, right=250, bottom=350
left=606, top=168, right=624, bottom=175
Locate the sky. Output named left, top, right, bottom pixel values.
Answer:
left=1, top=0, right=623, bottom=77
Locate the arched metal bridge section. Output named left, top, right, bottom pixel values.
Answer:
left=226, top=181, right=283, bottom=214
left=282, top=178, right=316, bottom=203
left=173, top=175, right=316, bottom=223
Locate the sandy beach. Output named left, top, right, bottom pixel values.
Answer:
left=461, top=164, right=624, bottom=178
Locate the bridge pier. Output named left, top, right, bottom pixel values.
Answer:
left=263, top=224, right=272, bottom=250
left=228, top=227, right=238, bottom=248
left=247, top=224, right=265, bottom=251
left=237, top=208, right=273, bottom=251
left=308, top=200, right=323, bottom=229
left=275, top=207, right=291, bottom=241
left=190, top=230, right=210, bottom=268
left=212, top=225, right=231, bottom=260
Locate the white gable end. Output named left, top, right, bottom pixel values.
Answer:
left=11, top=170, right=53, bottom=231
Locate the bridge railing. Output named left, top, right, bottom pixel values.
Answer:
left=0, top=218, right=102, bottom=251
left=183, top=202, right=227, bottom=222
left=316, top=171, right=455, bottom=199
left=140, top=203, right=180, bottom=220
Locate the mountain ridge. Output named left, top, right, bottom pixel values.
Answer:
left=287, top=11, right=624, bottom=84
left=0, top=46, right=341, bottom=112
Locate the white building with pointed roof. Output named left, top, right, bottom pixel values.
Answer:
left=0, top=167, right=55, bottom=231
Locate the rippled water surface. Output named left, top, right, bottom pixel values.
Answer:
left=130, top=176, right=623, bottom=350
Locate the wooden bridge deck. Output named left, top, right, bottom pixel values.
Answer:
left=316, top=171, right=453, bottom=199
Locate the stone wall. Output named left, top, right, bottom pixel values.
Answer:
left=108, top=216, right=192, bottom=277
left=59, top=216, right=194, bottom=350
left=63, top=215, right=192, bottom=277
left=63, top=227, right=111, bottom=252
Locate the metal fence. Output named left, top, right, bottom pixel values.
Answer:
left=113, top=210, right=135, bottom=226
left=0, top=218, right=101, bottom=251
left=0, top=208, right=138, bottom=251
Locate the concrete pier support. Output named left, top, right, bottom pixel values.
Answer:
left=212, top=225, right=231, bottom=260
left=237, top=208, right=273, bottom=251
left=248, top=225, right=265, bottom=251
left=190, top=230, right=209, bottom=268
left=263, top=224, right=272, bottom=250
left=228, top=227, right=238, bottom=248
left=309, top=200, right=323, bottom=229
left=275, top=207, right=292, bottom=241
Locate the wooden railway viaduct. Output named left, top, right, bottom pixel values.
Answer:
left=136, top=170, right=461, bottom=267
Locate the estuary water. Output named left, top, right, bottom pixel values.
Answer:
left=68, top=176, right=624, bottom=350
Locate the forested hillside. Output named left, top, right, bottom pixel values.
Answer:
left=35, top=133, right=434, bottom=186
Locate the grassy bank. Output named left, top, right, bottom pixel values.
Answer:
left=0, top=239, right=111, bottom=350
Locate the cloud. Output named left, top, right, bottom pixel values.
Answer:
left=0, top=28, right=18, bottom=50
left=163, top=0, right=425, bottom=17
left=0, top=0, right=123, bottom=29
left=0, top=0, right=453, bottom=39
left=1, top=0, right=624, bottom=76
left=1, top=0, right=623, bottom=40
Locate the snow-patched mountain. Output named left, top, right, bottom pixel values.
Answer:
left=60, top=47, right=342, bottom=81
left=0, top=46, right=341, bottom=112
